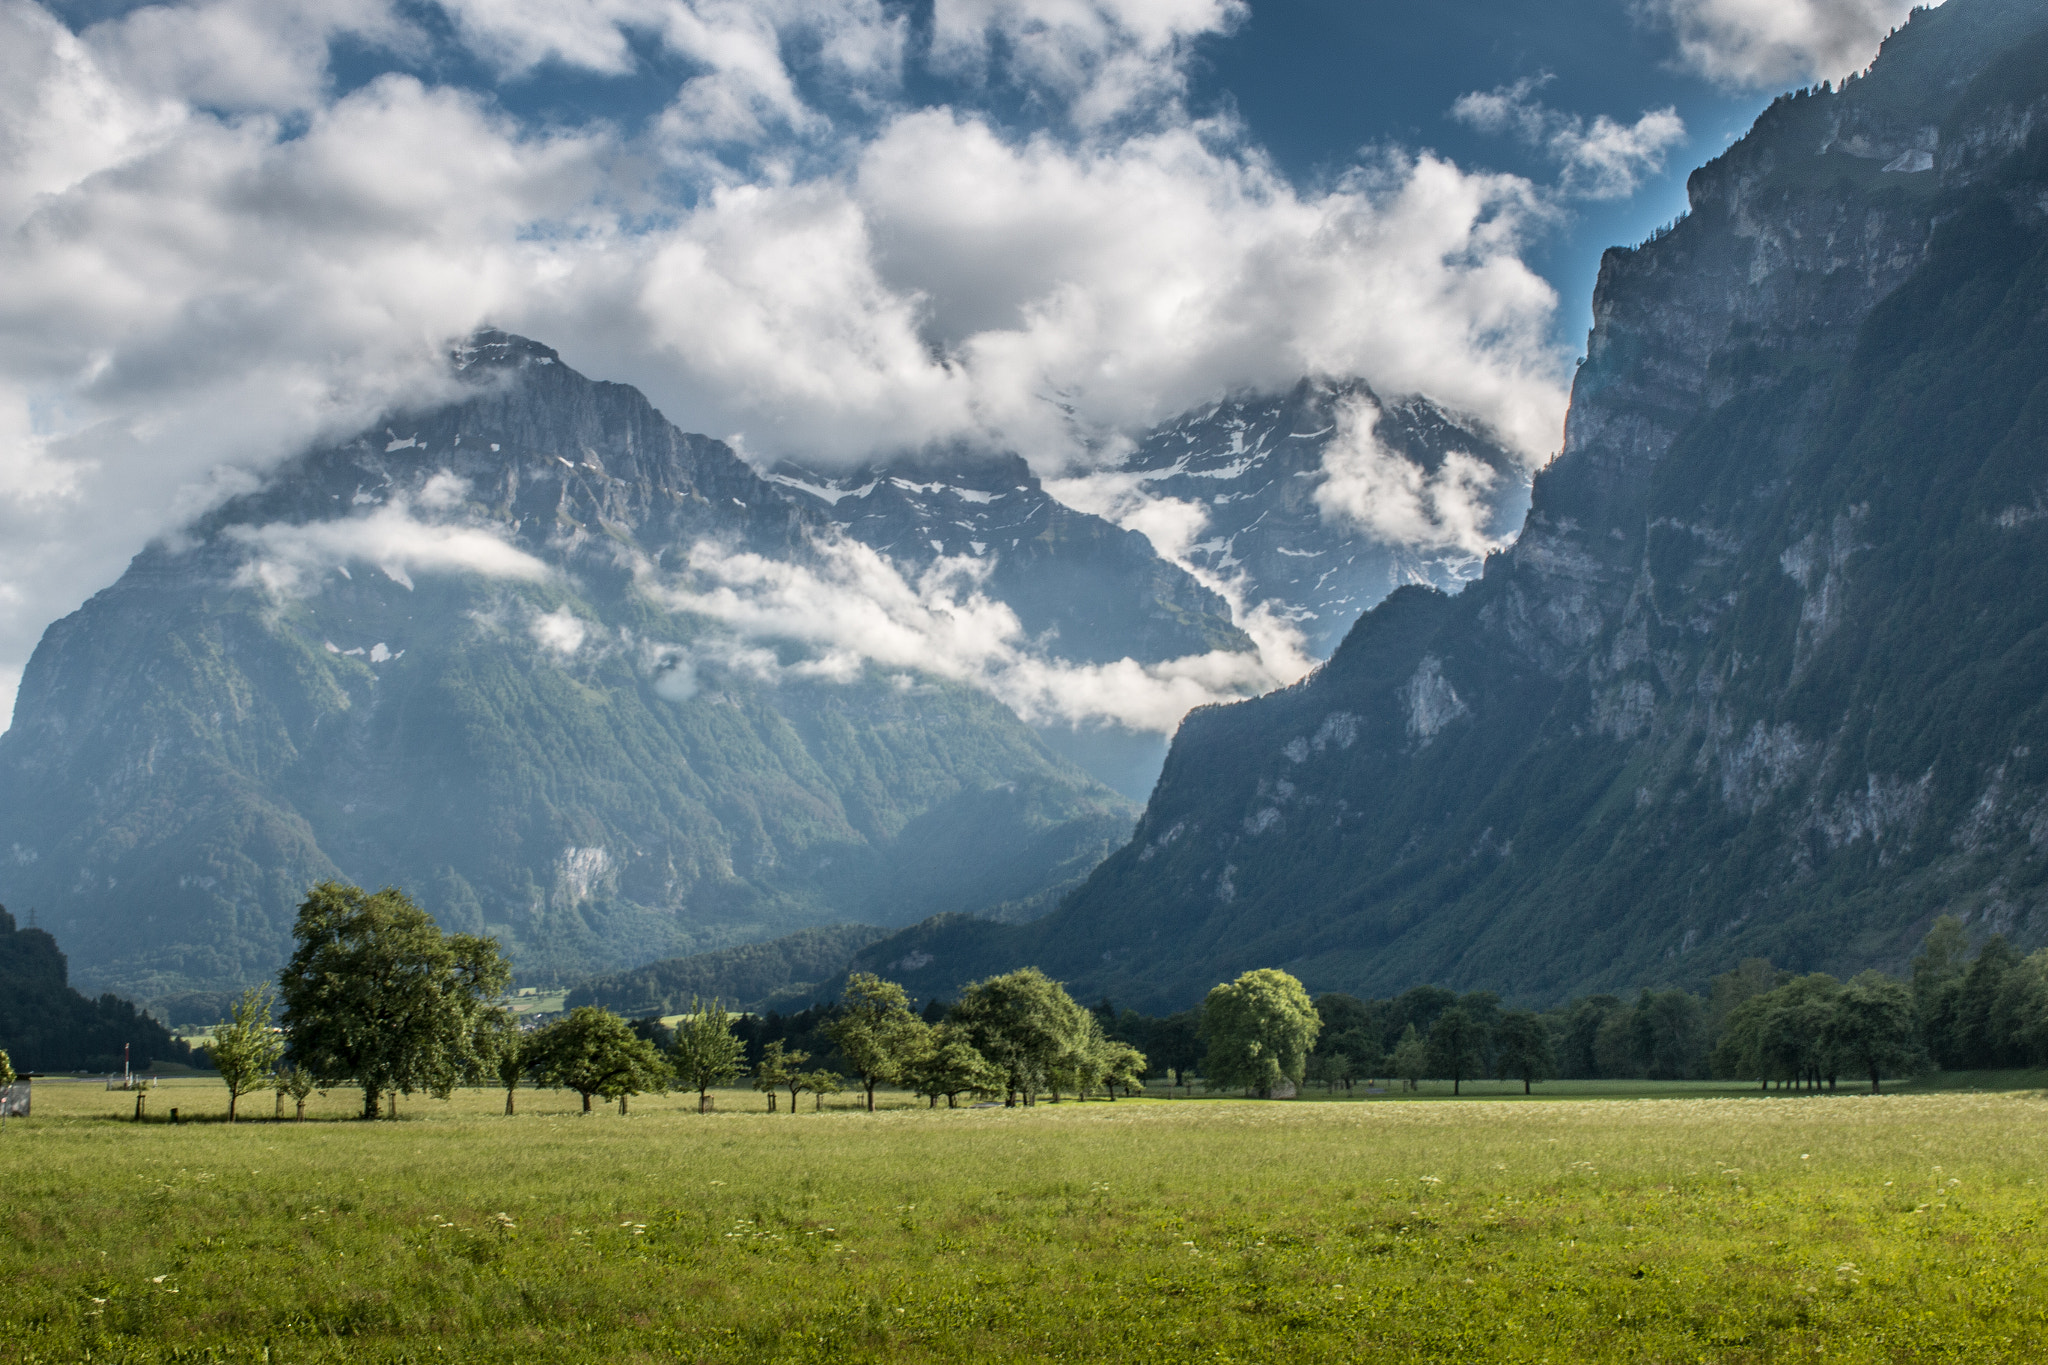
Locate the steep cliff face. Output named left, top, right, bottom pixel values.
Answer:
left=847, top=0, right=2048, bottom=1009
left=0, top=335, right=1136, bottom=999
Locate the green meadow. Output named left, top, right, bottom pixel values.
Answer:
left=5, top=1079, right=2047, bottom=1363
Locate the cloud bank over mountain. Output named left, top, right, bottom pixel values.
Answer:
left=0, top=0, right=1916, bottom=726
left=1642, top=0, right=1934, bottom=89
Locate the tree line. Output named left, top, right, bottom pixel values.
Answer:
left=206, top=884, right=2045, bottom=1119
left=1095, top=915, right=2040, bottom=1096
left=206, top=883, right=1165, bottom=1120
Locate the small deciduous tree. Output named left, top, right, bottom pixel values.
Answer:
left=279, top=1063, right=317, bottom=1120
left=903, top=1026, right=1002, bottom=1108
left=1199, top=968, right=1319, bottom=1099
left=1492, top=1011, right=1556, bottom=1094
left=1098, top=1040, right=1148, bottom=1099
left=1147, top=1011, right=1203, bottom=1094
left=1391, top=1024, right=1426, bottom=1091
left=528, top=1007, right=670, bottom=1114
left=826, top=974, right=925, bottom=1111
left=800, top=1070, right=843, bottom=1111
left=754, top=1040, right=801, bottom=1112
left=1326, top=1027, right=1382, bottom=1088
left=1305, top=1050, right=1345, bottom=1093
left=209, top=986, right=284, bottom=1123
left=776, top=1044, right=813, bottom=1114
left=668, top=997, right=745, bottom=1112
left=471, top=1008, right=530, bottom=1115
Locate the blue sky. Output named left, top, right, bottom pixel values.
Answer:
left=0, top=0, right=1927, bottom=725
left=1190, top=0, right=1770, bottom=347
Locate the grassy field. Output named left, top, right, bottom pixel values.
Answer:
left=5, top=1079, right=2047, bottom=1363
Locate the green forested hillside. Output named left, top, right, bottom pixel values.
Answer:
left=565, top=924, right=888, bottom=1015
left=0, top=908, right=191, bottom=1072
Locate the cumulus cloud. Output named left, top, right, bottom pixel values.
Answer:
left=81, top=0, right=417, bottom=114
left=1452, top=76, right=1687, bottom=200
left=650, top=535, right=1291, bottom=732
left=0, top=0, right=1578, bottom=729
left=530, top=607, right=589, bottom=657
left=1639, top=0, right=1926, bottom=89
left=1313, top=394, right=1508, bottom=559
left=228, top=493, right=552, bottom=595
left=929, top=0, right=1245, bottom=127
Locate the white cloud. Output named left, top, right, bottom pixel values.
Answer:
left=649, top=533, right=1293, bottom=732
left=82, top=0, right=416, bottom=114
left=929, top=0, right=1245, bottom=127
left=530, top=607, right=589, bottom=657
left=228, top=499, right=552, bottom=595
left=1639, top=0, right=1927, bottom=89
left=437, top=0, right=902, bottom=109
left=1453, top=77, right=1687, bottom=200
left=1313, top=394, right=1509, bottom=560
left=850, top=112, right=1566, bottom=460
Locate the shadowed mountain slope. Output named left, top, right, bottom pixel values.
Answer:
left=836, top=0, right=2048, bottom=1009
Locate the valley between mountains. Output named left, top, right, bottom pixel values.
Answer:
left=584, top=0, right=2048, bottom=1016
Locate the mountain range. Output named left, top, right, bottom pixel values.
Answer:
left=0, top=329, right=1505, bottom=1000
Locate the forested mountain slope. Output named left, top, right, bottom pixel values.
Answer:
left=844, top=0, right=2048, bottom=1010
left=0, top=908, right=189, bottom=1073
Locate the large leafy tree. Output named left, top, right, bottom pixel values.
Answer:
left=1425, top=1007, right=1486, bottom=1095
left=1823, top=971, right=1921, bottom=1093
left=278, top=882, right=511, bottom=1119
left=529, top=1007, right=670, bottom=1113
left=669, top=996, right=745, bottom=1112
left=953, top=968, right=1091, bottom=1107
left=209, top=986, right=284, bottom=1123
left=826, top=974, right=926, bottom=1111
left=1491, top=1011, right=1555, bottom=1094
left=1199, top=968, right=1319, bottom=1099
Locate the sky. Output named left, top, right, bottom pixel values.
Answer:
left=0, top=0, right=1934, bottom=730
